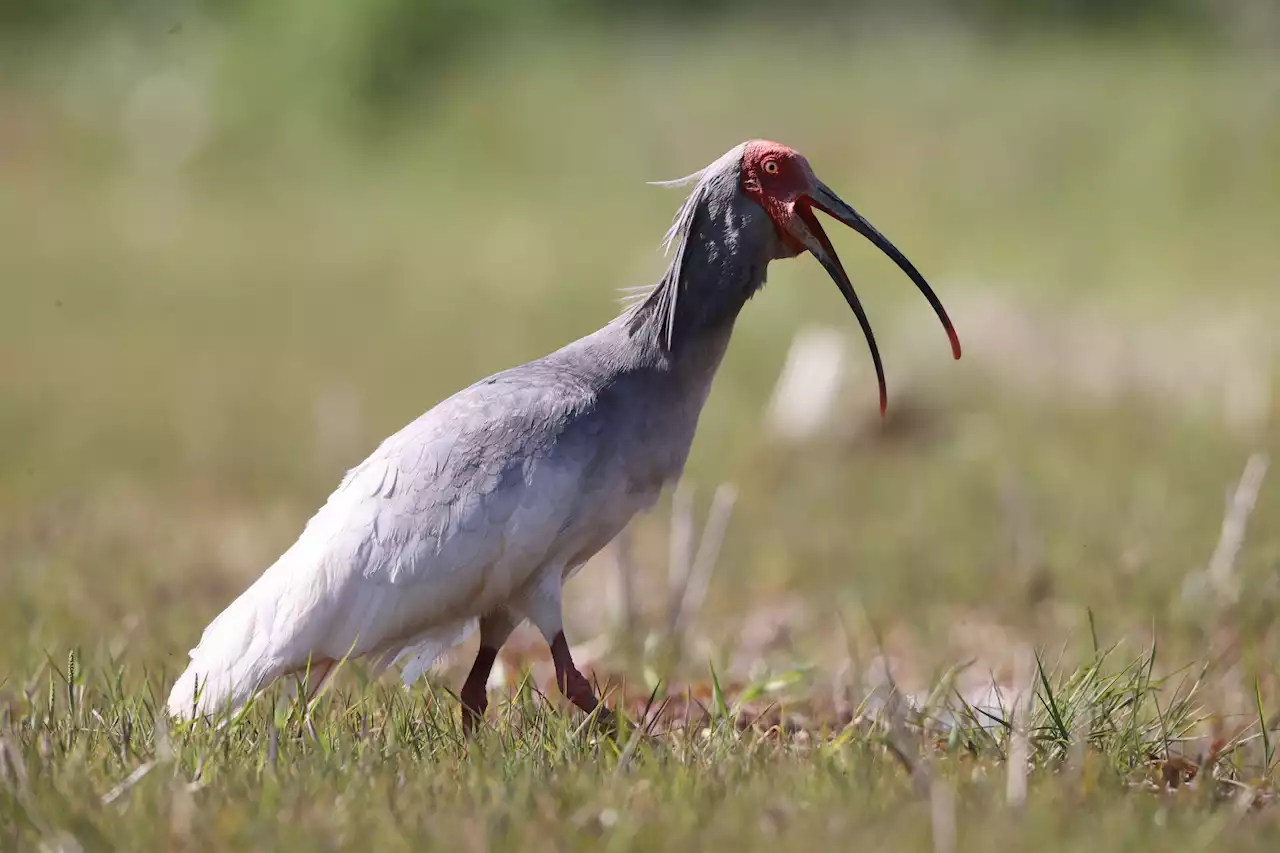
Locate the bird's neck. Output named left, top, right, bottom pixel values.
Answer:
left=596, top=247, right=764, bottom=431
left=562, top=221, right=773, bottom=488
left=588, top=180, right=781, bottom=417
left=625, top=215, right=771, bottom=363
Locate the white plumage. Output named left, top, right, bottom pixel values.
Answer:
left=167, top=363, right=641, bottom=719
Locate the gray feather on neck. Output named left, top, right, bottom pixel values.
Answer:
left=624, top=144, right=756, bottom=352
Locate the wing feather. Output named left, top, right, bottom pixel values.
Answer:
left=167, top=370, right=601, bottom=718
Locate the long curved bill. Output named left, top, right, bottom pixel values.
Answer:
left=792, top=180, right=961, bottom=416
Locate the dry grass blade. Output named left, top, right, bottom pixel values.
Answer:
left=0, top=735, right=29, bottom=794
left=607, top=527, right=637, bottom=644
left=1205, top=453, right=1269, bottom=603
left=662, top=483, right=736, bottom=669
left=1006, top=648, right=1033, bottom=810
left=100, top=761, right=156, bottom=806
left=674, top=484, right=736, bottom=638
left=1181, top=453, right=1269, bottom=608
left=666, top=484, right=695, bottom=635
left=930, top=776, right=957, bottom=853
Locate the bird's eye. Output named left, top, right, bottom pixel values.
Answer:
left=763, top=160, right=779, bottom=174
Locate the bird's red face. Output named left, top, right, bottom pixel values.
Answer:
left=739, top=139, right=961, bottom=415
left=740, top=141, right=818, bottom=258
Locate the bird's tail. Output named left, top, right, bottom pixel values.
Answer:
left=166, top=573, right=285, bottom=721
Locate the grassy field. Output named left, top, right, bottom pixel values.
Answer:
left=2, top=24, right=1280, bottom=851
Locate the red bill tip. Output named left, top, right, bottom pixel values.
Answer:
left=947, top=322, right=962, bottom=360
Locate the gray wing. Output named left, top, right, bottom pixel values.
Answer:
left=262, top=367, right=605, bottom=660
left=344, top=371, right=600, bottom=583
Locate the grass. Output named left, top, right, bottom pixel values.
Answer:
left=2, top=641, right=1278, bottom=850
left=2, top=22, right=1280, bottom=851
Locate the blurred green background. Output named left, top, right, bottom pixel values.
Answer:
left=2, top=0, right=1278, bottom=688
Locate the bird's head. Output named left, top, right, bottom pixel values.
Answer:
left=737, top=139, right=962, bottom=414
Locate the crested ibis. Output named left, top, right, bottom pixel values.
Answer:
left=166, top=140, right=960, bottom=731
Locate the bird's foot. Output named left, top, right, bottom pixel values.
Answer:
left=559, top=669, right=618, bottom=738
left=588, top=704, right=619, bottom=739
left=460, top=699, right=487, bottom=738
left=546, top=631, right=621, bottom=739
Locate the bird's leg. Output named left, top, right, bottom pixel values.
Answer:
left=459, top=648, right=497, bottom=735
left=517, top=576, right=616, bottom=733
left=303, top=659, right=335, bottom=703
left=548, top=632, right=614, bottom=726
left=460, top=609, right=516, bottom=736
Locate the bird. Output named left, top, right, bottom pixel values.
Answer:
left=165, top=140, right=961, bottom=730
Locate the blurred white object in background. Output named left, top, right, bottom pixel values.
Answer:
left=119, top=69, right=212, bottom=176
left=766, top=326, right=848, bottom=442
left=898, top=281, right=1274, bottom=437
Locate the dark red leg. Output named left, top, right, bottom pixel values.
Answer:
left=549, top=632, right=615, bottom=731
left=460, top=645, right=499, bottom=736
